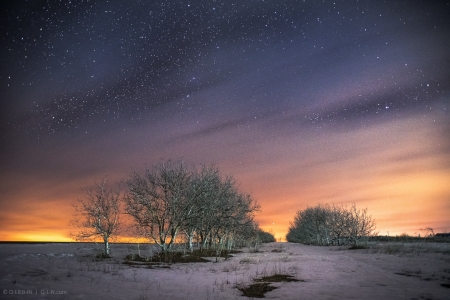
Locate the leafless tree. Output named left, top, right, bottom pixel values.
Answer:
left=421, top=227, right=434, bottom=238
left=124, top=160, right=260, bottom=254
left=180, top=181, right=201, bottom=252
left=71, top=178, right=121, bottom=257
left=179, top=165, right=220, bottom=252
left=187, top=166, right=235, bottom=251
left=328, top=204, right=351, bottom=245
left=286, top=203, right=376, bottom=246
left=124, top=160, right=193, bottom=252
left=190, top=167, right=260, bottom=252
left=214, top=191, right=259, bottom=256
left=288, top=205, right=331, bottom=245
left=346, top=204, right=377, bottom=246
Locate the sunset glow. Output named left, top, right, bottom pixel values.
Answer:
left=1, top=1, right=449, bottom=242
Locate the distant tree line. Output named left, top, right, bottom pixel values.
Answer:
left=72, top=159, right=274, bottom=256
left=286, top=204, right=376, bottom=246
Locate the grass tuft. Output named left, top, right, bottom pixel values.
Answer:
left=239, top=257, right=257, bottom=264
left=255, top=274, right=301, bottom=283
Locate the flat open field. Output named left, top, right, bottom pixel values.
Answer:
left=1, top=242, right=449, bottom=299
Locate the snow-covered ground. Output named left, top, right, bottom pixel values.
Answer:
left=1, top=242, right=449, bottom=299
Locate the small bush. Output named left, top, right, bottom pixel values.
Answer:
left=257, top=230, right=276, bottom=243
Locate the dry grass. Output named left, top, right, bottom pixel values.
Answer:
left=364, top=241, right=450, bottom=256
left=124, top=248, right=239, bottom=264
left=254, top=274, right=301, bottom=283
left=239, top=256, right=258, bottom=264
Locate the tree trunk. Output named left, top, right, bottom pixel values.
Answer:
left=201, top=236, right=209, bottom=250
left=104, top=238, right=110, bottom=256
left=227, top=238, right=233, bottom=251
left=188, top=235, right=194, bottom=252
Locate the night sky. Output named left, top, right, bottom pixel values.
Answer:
left=1, top=1, right=449, bottom=241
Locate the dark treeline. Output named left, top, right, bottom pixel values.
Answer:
left=72, top=159, right=274, bottom=256
left=286, top=203, right=376, bottom=246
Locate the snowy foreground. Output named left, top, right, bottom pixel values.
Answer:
left=1, top=242, right=449, bottom=300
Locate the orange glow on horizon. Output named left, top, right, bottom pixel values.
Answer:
left=2, top=233, right=73, bottom=243
left=0, top=116, right=448, bottom=243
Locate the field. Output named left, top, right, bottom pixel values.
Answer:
left=1, top=241, right=449, bottom=299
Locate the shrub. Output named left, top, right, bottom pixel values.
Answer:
left=286, top=203, right=376, bottom=246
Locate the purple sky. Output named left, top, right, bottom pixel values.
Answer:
left=1, top=1, right=449, bottom=241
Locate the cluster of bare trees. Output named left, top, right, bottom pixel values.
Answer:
left=72, top=160, right=263, bottom=255
left=286, top=204, right=377, bottom=246
left=124, top=160, right=260, bottom=253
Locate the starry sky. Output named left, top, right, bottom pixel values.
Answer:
left=1, top=1, right=449, bottom=242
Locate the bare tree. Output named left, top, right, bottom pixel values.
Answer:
left=71, top=178, right=121, bottom=257
left=188, top=167, right=260, bottom=252
left=124, top=160, right=260, bottom=254
left=124, top=160, right=193, bottom=252
left=287, top=205, right=331, bottom=245
left=230, top=193, right=260, bottom=245
left=346, top=204, right=377, bottom=246
left=286, top=203, right=376, bottom=246
left=421, top=227, right=434, bottom=238
left=328, top=204, right=351, bottom=245
left=181, top=165, right=220, bottom=252
left=286, top=207, right=314, bottom=244
left=189, top=166, right=234, bottom=251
